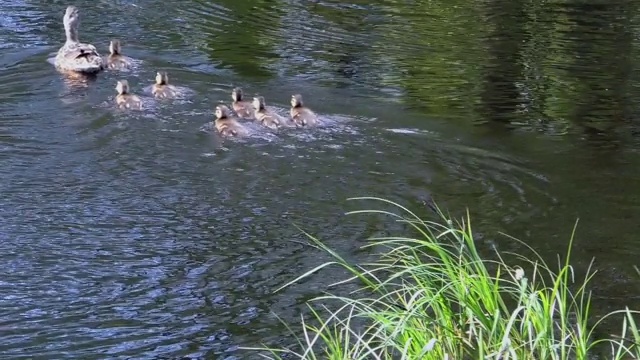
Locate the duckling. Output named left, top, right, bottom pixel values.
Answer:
left=54, top=6, right=103, bottom=74
left=215, top=105, right=248, bottom=137
left=105, top=39, right=133, bottom=70
left=290, top=94, right=319, bottom=127
left=252, top=96, right=288, bottom=130
left=231, top=87, right=255, bottom=119
left=151, top=71, right=178, bottom=98
left=115, top=80, right=142, bottom=110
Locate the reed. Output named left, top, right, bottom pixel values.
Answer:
left=247, top=197, right=640, bottom=360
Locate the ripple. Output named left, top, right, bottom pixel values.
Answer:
left=1, top=0, right=640, bottom=359
left=0, top=0, right=48, bottom=49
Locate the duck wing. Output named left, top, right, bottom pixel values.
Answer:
left=64, top=43, right=100, bottom=60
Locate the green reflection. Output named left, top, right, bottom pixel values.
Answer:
left=190, top=0, right=285, bottom=79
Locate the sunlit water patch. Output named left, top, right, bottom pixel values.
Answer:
left=0, top=1, right=47, bottom=49
left=1, top=0, right=640, bottom=359
left=384, top=127, right=437, bottom=136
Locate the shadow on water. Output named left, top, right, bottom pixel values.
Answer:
left=1, top=0, right=640, bottom=358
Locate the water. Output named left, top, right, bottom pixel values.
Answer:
left=1, top=0, right=640, bottom=358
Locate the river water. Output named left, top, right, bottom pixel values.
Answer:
left=1, top=0, right=640, bottom=358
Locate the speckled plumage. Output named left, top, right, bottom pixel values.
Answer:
left=54, top=6, right=103, bottom=74
left=105, top=39, right=132, bottom=70
left=290, top=94, right=318, bottom=127
left=215, top=105, right=248, bottom=137
left=231, top=88, right=255, bottom=119
left=115, top=80, right=142, bottom=110
left=152, top=71, right=178, bottom=99
left=253, top=96, right=293, bottom=130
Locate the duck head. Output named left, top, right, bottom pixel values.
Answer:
left=63, top=6, right=80, bottom=42
left=231, top=87, right=244, bottom=102
left=109, top=39, right=122, bottom=55
left=115, top=79, right=130, bottom=95
left=216, top=105, right=231, bottom=119
left=291, top=94, right=304, bottom=108
left=252, top=96, right=266, bottom=111
left=155, top=71, right=169, bottom=85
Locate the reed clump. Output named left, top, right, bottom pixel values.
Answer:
left=248, top=197, right=640, bottom=360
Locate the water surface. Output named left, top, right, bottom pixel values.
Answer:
left=2, top=0, right=640, bottom=358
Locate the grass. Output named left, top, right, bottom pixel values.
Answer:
left=245, top=197, right=640, bottom=360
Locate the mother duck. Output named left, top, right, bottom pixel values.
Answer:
left=54, top=6, right=103, bottom=74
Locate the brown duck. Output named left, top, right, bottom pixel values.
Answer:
left=290, top=94, right=318, bottom=127
left=215, top=105, right=248, bottom=137
left=231, top=87, right=255, bottom=119
left=115, top=79, right=142, bottom=110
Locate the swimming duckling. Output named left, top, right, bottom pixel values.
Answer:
left=151, top=71, right=178, bottom=98
left=215, top=105, right=248, bottom=137
left=231, top=87, right=255, bottom=119
left=54, top=6, right=103, bottom=74
left=252, top=96, right=288, bottom=130
left=115, top=80, right=142, bottom=110
left=105, top=39, right=132, bottom=70
left=290, top=94, right=319, bottom=127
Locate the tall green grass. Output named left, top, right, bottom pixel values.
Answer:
left=248, top=197, right=640, bottom=359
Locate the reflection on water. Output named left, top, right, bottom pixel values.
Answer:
left=1, top=0, right=640, bottom=358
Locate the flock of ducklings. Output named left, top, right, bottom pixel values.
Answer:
left=53, top=5, right=320, bottom=138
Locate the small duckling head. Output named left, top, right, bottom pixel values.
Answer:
left=231, top=87, right=244, bottom=102
left=216, top=105, right=231, bottom=119
left=109, top=39, right=122, bottom=55
left=115, top=79, right=130, bottom=95
left=291, top=94, right=304, bottom=108
left=155, top=71, right=169, bottom=85
left=252, top=96, right=266, bottom=111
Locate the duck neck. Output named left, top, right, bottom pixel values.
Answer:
left=65, top=22, right=79, bottom=43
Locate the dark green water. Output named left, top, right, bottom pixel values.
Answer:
left=2, top=0, right=640, bottom=358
